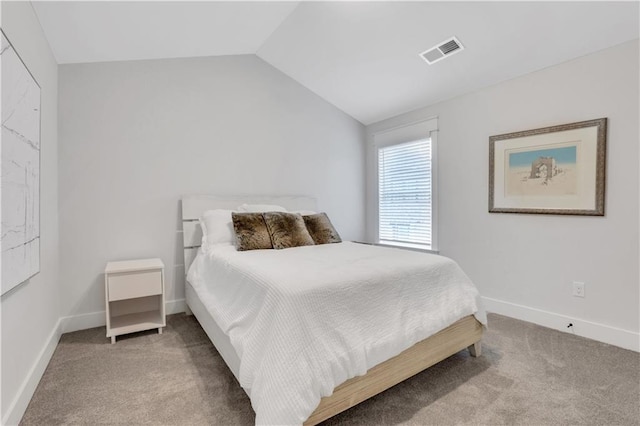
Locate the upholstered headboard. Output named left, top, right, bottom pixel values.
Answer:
left=181, top=195, right=318, bottom=272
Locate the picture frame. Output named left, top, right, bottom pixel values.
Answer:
left=489, top=118, right=607, bottom=216
left=1, top=29, right=41, bottom=294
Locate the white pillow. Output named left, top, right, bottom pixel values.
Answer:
left=290, top=210, right=316, bottom=216
left=237, top=203, right=287, bottom=213
left=199, top=209, right=235, bottom=251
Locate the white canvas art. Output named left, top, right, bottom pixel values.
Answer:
left=1, top=31, right=41, bottom=294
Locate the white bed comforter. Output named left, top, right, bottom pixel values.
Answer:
left=187, top=241, right=486, bottom=425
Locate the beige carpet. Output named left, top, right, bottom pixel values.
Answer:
left=20, top=313, right=639, bottom=425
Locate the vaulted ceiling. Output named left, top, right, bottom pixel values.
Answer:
left=32, top=1, right=639, bottom=124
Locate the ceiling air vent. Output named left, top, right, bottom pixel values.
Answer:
left=420, top=36, right=464, bottom=65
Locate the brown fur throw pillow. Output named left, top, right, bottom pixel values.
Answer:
left=263, top=212, right=315, bottom=249
left=231, top=212, right=273, bottom=251
left=303, top=213, right=342, bottom=245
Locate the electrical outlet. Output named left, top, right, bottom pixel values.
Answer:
left=572, top=281, right=585, bottom=298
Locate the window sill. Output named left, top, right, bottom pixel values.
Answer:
left=352, top=240, right=439, bottom=255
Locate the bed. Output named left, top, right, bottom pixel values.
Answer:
left=182, top=195, right=486, bottom=425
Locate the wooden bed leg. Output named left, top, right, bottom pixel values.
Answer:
left=184, top=304, right=193, bottom=316
left=468, top=341, right=481, bottom=357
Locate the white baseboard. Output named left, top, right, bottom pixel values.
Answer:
left=165, top=298, right=186, bottom=315
left=482, top=296, right=639, bottom=352
left=60, top=310, right=104, bottom=334
left=60, top=298, right=187, bottom=334
left=2, top=318, right=62, bottom=426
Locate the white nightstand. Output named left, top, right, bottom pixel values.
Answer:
left=105, top=258, right=166, bottom=344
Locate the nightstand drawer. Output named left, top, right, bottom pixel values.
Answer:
left=108, top=270, right=162, bottom=301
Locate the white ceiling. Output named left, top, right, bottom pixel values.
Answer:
left=31, top=1, right=299, bottom=63
left=32, top=1, right=639, bottom=125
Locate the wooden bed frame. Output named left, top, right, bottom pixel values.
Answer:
left=181, top=195, right=483, bottom=424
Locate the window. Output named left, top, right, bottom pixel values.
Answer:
left=374, top=118, right=437, bottom=251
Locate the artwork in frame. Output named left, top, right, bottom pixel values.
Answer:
left=1, top=30, right=41, bottom=294
left=489, top=118, right=607, bottom=216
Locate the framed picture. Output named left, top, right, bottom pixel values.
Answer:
left=489, top=118, right=607, bottom=216
left=1, top=30, right=41, bottom=294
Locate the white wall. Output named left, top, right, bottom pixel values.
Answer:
left=366, top=40, right=639, bottom=350
left=58, top=55, right=365, bottom=325
left=1, top=2, right=60, bottom=423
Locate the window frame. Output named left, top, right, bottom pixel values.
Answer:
left=373, top=118, right=438, bottom=252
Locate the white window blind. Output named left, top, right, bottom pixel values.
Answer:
left=378, top=138, right=432, bottom=248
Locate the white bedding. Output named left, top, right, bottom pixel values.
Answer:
left=187, top=241, right=487, bottom=425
